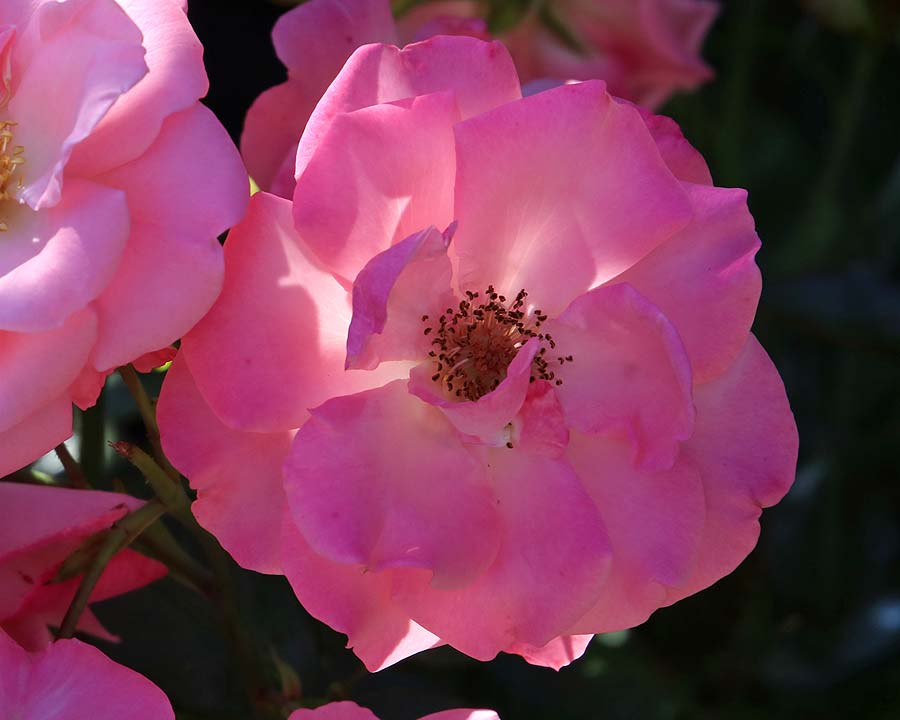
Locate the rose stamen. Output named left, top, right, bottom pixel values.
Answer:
left=0, top=120, right=25, bottom=232
left=422, top=285, right=574, bottom=401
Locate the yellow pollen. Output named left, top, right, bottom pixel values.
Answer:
left=422, top=285, right=574, bottom=402
left=0, top=119, right=25, bottom=232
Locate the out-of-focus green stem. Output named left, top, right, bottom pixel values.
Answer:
left=57, top=500, right=165, bottom=639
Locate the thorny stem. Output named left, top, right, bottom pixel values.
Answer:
left=54, top=443, right=90, bottom=489
left=118, top=364, right=181, bottom=481
left=57, top=500, right=166, bottom=639
left=111, top=441, right=269, bottom=713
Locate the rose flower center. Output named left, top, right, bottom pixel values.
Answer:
left=422, top=285, right=574, bottom=402
left=0, top=120, right=25, bottom=232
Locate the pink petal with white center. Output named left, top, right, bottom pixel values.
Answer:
left=565, top=432, right=705, bottom=634
left=452, top=81, right=693, bottom=318
left=505, top=634, right=593, bottom=671
left=296, top=36, right=521, bottom=177
left=609, top=184, right=762, bottom=383
left=67, top=0, right=208, bottom=176
left=158, top=356, right=293, bottom=574
left=632, top=102, right=712, bottom=185
left=666, top=335, right=798, bottom=602
left=183, top=191, right=406, bottom=434
left=395, top=450, right=610, bottom=659
left=9, top=0, right=147, bottom=209
left=0, top=308, right=95, bottom=433
left=0, top=484, right=142, bottom=619
left=0, top=180, right=128, bottom=333
left=284, top=381, right=500, bottom=588
left=546, top=284, right=694, bottom=471
left=0, top=395, right=71, bottom=477
left=294, top=92, right=459, bottom=284
left=241, top=81, right=310, bottom=195
left=281, top=519, right=442, bottom=672
left=273, top=0, right=396, bottom=76
left=408, top=339, right=539, bottom=444
left=347, top=225, right=456, bottom=371
left=1, top=548, right=166, bottom=651
left=95, top=103, right=248, bottom=242
left=0, top=630, right=174, bottom=720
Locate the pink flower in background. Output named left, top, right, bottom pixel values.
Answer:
left=0, top=627, right=174, bottom=719
left=161, top=36, right=797, bottom=671
left=0, top=483, right=166, bottom=650
left=0, top=0, right=248, bottom=478
left=503, top=0, right=719, bottom=108
left=243, top=0, right=717, bottom=198
left=289, top=701, right=498, bottom=720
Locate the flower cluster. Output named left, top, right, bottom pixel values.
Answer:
left=0, top=0, right=799, bottom=716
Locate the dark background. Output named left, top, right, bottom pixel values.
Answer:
left=80, top=1, right=900, bottom=718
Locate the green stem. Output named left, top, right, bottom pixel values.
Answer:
left=57, top=500, right=165, bottom=639
left=111, top=442, right=269, bottom=713
left=118, top=365, right=180, bottom=480
left=54, top=443, right=90, bottom=489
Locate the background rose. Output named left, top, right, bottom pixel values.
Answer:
left=0, top=627, right=174, bottom=719
left=0, top=483, right=166, bottom=650
left=0, top=0, right=248, bottom=478
left=160, top=36, right=797, bottom=672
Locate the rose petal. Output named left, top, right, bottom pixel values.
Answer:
left=609, top=184, right=761, bottom=382
left=95, top=103, right=248, bottom=243
left=67, top=0, right=208, bottom=176
left=0, top=180, right=128, bottom=333
left=183, top=191, right=407, bottom=433
left=631, top=103, right=712, bottom=185
left=565, top=432, right=705, bottom=634
left=666, top=335, right=798, bottom=601
left=284, top=381, right=500, bottom=588
left=0, top=484, right=142, bottom=618
left=280, top=518, right=441, bottom=672
left=546, top=284, right=694, bottom=470
left=505, top=634, right=593, bottom=671
left=453, top=81, right=693, bottom=317
left=0, top=308, right=96, bottom=433
left=294, top=92, right=460, bottom=284
left=0, top=396, right=71, bottom=477
left=10, top=0, right=147, bottom=209
left=422, top=712, right=500, bottom=720
left=347, top=225, right=456, bottom=370
left=396, top=450, right=611, bottom=659
left=158, top=356, right=293, bottom=574
left=296, top=36, right=521, bottom=177
left=240, top=82, right=310, bottom=194
left=288, top=702, right=379, bottom=720
left=0, top=631, right=174, bottom=720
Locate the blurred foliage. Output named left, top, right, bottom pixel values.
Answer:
left=13, top=0, right=900, bottom=718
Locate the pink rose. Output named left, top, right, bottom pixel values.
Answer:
left=0, top=627, right=174, bottom=719
left=503, top=0, right=719, bottom=109
left=0, top=483, right=166, bottom=651
left=0, top=0, right=248, bottom=478
left=161, top=37, right=797, bottom=671
left=242, top=0, right=716, bottom=198
left=289, top=701, right=498, bottom=720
